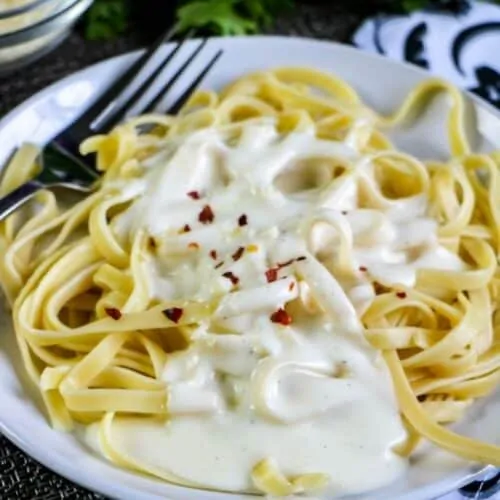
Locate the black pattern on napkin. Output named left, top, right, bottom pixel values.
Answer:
left=353, top=0, right=500, bottom=109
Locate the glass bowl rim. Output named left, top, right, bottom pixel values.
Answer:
left=0, top=0, right=63, bottom=20
left=0, top=0, right=92, bottom=47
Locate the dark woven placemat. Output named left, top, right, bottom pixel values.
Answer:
left=0, top=2, right=498, bottom=499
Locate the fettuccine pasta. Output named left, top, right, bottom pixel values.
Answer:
left=1, top=67, right=499, bottom=497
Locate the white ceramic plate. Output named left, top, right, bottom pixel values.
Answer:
left=0, top=36, right=499, bottom=500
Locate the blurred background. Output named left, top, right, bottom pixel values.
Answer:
left=0, top=0, right=479, bottom=116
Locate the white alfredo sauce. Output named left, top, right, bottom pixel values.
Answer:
left=89, top=119, right=467, bottom=496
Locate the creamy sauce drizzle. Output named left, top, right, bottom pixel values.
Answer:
left=90, top=119, right=467, bottom=496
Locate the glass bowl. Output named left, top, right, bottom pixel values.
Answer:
left=0, top=0, right=93, bottom=75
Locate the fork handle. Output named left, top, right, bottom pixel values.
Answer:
left=0, top=180, right=43, bottom=222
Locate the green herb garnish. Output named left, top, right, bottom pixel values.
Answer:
left=176, top=0, right=294, bottom=35
left=84, top=0, right=293, bottom=40
left=82, top=0, right=485, bottom=41
left=84, top=0, right=130, bottom=40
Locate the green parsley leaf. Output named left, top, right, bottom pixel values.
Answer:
left=401, top=0, right=428, bottom=11
left=176, top=0, right=257, bottom=35
left=85, top=0, right=129, bottom=41
left=176, top=0, right=294, bottom=35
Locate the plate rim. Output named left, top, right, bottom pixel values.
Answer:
left=0, top=34, right=497, bottom=500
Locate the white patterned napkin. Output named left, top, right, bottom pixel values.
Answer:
left=353, top=0, right=500, bottom=108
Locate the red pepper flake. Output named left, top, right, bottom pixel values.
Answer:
left=105, top=308, right=122, bottom=320
left=215, top=261, right=224, bottom=269
left=199, top=205, right=215, bottom=224
left=188, top=242, right=200, bottom=250
left=238, top=214, right=248, bottom=227
left=396, top=291, right=407, bottom=299
left=162, top=307, right=184, bottom=324
left=182, top=224, right=191, bottom=233
left=359, top=266, right=367, bottom=272
left=222, top=271, right=239, bottom=286
left=289, top=282, right=296, bottom=292
left=232, top=246, right=245, bottom=262
left=187, top=191, right=200, bottom=200
left=296, top=256, right=307, bottom=262
left=210, top=250, right=217, bottom=260
left=270, top=308, right=292, bottom=326
left=265, top=268, right=278, bottom=283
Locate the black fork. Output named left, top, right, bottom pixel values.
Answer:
left=0, top=27, right=223, bottom=221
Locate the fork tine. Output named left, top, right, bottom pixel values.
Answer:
left=138, top=40, right=212, bottom=115
left=70, top=25, right=180, bottom=136
left=95, top=33, right=200, bottom=132
left=164, top=50, right=223, bottom=116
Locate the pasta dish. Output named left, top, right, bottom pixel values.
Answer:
left=1, top=67, right=499, bottom=497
